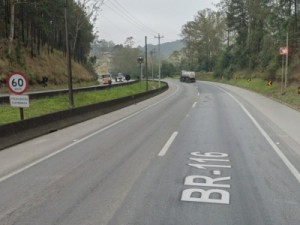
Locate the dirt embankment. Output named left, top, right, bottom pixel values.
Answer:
left=0, top=45, right=96, bottom=86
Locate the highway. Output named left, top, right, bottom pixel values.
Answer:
left=0, top=80, right=300, bottom=225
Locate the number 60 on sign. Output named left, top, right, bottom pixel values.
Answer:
left=7, top=72, right=29, bottom=95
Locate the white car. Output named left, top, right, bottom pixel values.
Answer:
left=115, top=73, right=125, bottom=82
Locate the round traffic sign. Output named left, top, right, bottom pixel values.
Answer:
left=7, top=72, right=29, bottom=95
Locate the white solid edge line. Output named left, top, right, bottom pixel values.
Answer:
left=0, top=84, right=180, bottom=184
left=213, top=84, right=300, bottom=183
left=158, top=132, right=179, bottom=157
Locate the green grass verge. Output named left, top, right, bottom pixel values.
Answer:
left=0, top=81, right=164, bottom=125
left=222, top=79, right=300, bottom=110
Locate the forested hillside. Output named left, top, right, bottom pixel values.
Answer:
left=0, top=0, right=102, bottom=85
left=142, top=40, right=185, bottom=59
left=179, top=0, right=300, bottom=83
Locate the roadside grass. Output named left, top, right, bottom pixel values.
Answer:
left=273, top=86, right=300, bottom=107
left=0, top=81, right=164, bottom=125
left=223, top=78, right=300, bottom=110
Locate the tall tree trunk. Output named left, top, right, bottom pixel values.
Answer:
left=37, top=29, right=40, bottom=55
left=21, top=4, right=25, bottom=43
left=294, top=0, right=297, bottom=35
left=72, top=18, right=81, bottom=60
left=8, top=0, right=16, bottom=56
left=5, top=0, right=10, bottom=39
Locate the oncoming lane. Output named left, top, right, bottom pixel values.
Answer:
left=0, top=80, right=198, bottom=225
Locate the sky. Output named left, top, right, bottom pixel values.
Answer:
left=95, top=0, right=220, bottom=46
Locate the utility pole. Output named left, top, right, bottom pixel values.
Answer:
left=281, top=53, right=284, bottom=94
left=137, top=56, right=144, bottom=83
left=150, top=49, right=156, bottom=81
left=285, top=32, right=289, bottom=90
left=64, top=0, right=74, bottom=108
left=155, top=33, right=164, bottom=88
left=145, top=36, right=148, bottom=91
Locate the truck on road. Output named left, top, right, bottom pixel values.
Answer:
left=180, top=70, right=196, bottom=83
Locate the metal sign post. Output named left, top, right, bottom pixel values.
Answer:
left=137, top=56, right=144, bottom=82
left=279, top=44, right=288, bottom=94
left=7, top=72, right=29, bottom=120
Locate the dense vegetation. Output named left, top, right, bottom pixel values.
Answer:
left=3, top=0, right=300, bottom=85
left=177, top=0, right=300, bottom=83
left=92, top=38, right=144, bottom=79
left=0, top=0, right=102, bottom=84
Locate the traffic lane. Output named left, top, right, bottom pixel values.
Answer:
left=208, top=82, right=300, bottom=182
left=194, top=83, right=300, bottom=224
left=186, top=83, right=300, bottom=225
left=107, top=82, right=300, bottom=225
left=0, top=81, right=198, bottom=225
left=0, top=80, right=174, bottom=179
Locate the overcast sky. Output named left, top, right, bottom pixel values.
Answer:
left=95, top=0, right=220, bottom=46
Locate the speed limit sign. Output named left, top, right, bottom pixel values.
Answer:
left=7, top=72, right=29, bottom=95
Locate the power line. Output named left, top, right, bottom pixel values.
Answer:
left=112, top=0, right=158, bottom=35
left=100, top=0, right=167, bottom=46
left=103, top=2, right=150, bottom=35
left=98, top=14, right=132, bottom=37
left=104, top=0, right=157, bottom=36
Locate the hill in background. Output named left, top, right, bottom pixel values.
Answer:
left=140, top=40, right=185, bottom=59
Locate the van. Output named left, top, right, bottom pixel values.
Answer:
left=99, top=74, right=112, bottom=85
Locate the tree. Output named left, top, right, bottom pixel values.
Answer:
left=0, top=0, right=104, bottom=87
left=181, top=9, right=227, bottom=72
left=1, top=0, right=98, bottom=67
left=161, top=61, right=176, bottom=77
left=168, top=50, right=182, bottom=72
left=71, top=0, right=104, bottom=58
left=112, top=45, right=142, bottom=78
left=124, top=36, right=134, bottom=48
left=8, top=0, right=16, bottom=56
left=90, top=39, right=115, bottom=57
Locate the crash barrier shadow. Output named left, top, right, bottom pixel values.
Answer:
left=0, top=83, right=168, bottom=150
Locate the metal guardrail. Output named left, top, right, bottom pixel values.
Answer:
left=0, top=80, right=138, bottom=104
left=0, top=82, right=168, bottom=150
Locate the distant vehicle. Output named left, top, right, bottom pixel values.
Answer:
left=124, top=74, right=131, bottom=82
left=180, top=70, right=196, bottom=83
left=115, top=73, right=125, bottom=82
left=99, top=74, right=112, bottom=85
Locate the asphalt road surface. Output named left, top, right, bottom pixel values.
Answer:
left=0, top=80, right=300, bottom=225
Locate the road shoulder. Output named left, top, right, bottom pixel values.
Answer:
left=208, top=81, right=300, bottom=154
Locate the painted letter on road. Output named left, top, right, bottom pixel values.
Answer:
left=181, top=189, right=230, bottom=204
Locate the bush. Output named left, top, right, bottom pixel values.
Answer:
left=214, top=49, right=233, bottom=79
